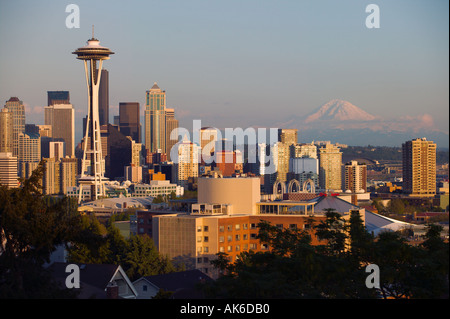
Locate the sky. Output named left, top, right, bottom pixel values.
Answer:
left=0, top=0, right=448, bottom=147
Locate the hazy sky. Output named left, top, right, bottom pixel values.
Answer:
left=0, top=0, right=448, bottom=145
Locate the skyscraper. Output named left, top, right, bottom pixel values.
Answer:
left=145, top=82, right=166, bottom=153
left=172, top=135, right=199, bottom=188
left=44, top=103, right=75, bottom=157
left=0, top=152, right=18, bottom=188
left=278, top=129, right=298, bottom=145
left=165, top=108, right=179, bottom=161
left=344, top=160, right=367, bottom=193
left=60, top=157, right=78, bottom=195
left=48, top=91, right=70, bottom=106
left=272, top=129, right=298, bottom=185
left=105, top=124, right=132, bottom=180
left=402, top=138, right=436, bottom=197
left=319, top=143, right=342, bottom=192
left=18, top=132, right=41, bottom=163
left=199, top=127, right=218, bottom=164
left=99, top=69, right=109, bottom=126
left=4, top=97, right=25, bottom=157
left=0, top=108, right=13, bottom=153
left=119, top=102, right=141, bottom=143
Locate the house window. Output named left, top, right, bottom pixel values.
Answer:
left=143, top=285, right=147, bottom=292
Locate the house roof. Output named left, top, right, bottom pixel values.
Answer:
left=48, top=262, right=137, bottom=299
left=136, top=269, right=213, bottom=299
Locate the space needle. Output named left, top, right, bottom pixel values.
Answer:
left=73, top=28, right=114, bottom=203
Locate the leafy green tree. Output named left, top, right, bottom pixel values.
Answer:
left=206, top=217, right=377, bottom=299
left=0, top=162, right=82, bottom=298
left=123, top=234, right=175, bottom=280
left=389, top=198, right=405, bottom=215
left=66, top=215, right=109, bottom=264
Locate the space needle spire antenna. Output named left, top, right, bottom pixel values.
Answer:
left=73, top=31, right=114, bottom=203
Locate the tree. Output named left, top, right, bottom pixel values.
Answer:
left=0, top=162, right=82, bottom=298
left=389, top=198, right=405, bottom=215
left=206, top=218, right=377, bottom=299
left=313, top=209, right=347, bottom=255
left=123, top=234, right=175, bottom=281
left=68, top=222, right=177, bottom=282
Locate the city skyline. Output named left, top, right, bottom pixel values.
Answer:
left=0, top=0, right=448, bottom=148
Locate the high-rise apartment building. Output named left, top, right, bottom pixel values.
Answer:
left=145, top=82, right=166, bottom=153
left=319, top=143, right=342, bottom=192
left=402, top=138, right=436, bottom=197
left=4, top=97, right=25, bottom=157
left=41, top=156, right=78, bottom=195
left=293, top=142, right=318, bottom=159
left=42, top=157, right=60, bottom=195
left=0, top=108, right=13, bottom=153
left=18, top=132, right=41, bottom=163
left=165, top=108, right=179, bottom=161
left=49, top=141, right=65, bottom=160
left=272, top=129, right=298, bottom=185
left=60, top=157, right=78, bottom=194
left=344, top=160, right=367, bottom=193
left=199, top=127, right=218, bottom=164
left=45, top=103, right=75, bottom=157
left=172, top=135, right=199, bottom=188
left=99, top=69, right=109, bottom=126
left=0, top=152, right=18, bottom=188
left=119, top=102, right=141, bottom=143
left=278, top=129, right=298, bottom=145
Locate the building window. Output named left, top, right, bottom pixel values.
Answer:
left=227, top=235, right=232, bottom=242
left=197, top=226, right=202, bottom=232
left=219, top=226, right=224, bottom=232
left=235, top=224, right=240, bottom=231
left=235, top=234, right=240, bottom=241
left=227, top=225, right=232, bottom=231
left=204, top=226, right=209, bottom=232
left=219, top=236, right=224, bottom=243
left=204, top=236, right=209, bottom=243
left=197, top=236, right=202, bottom=242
